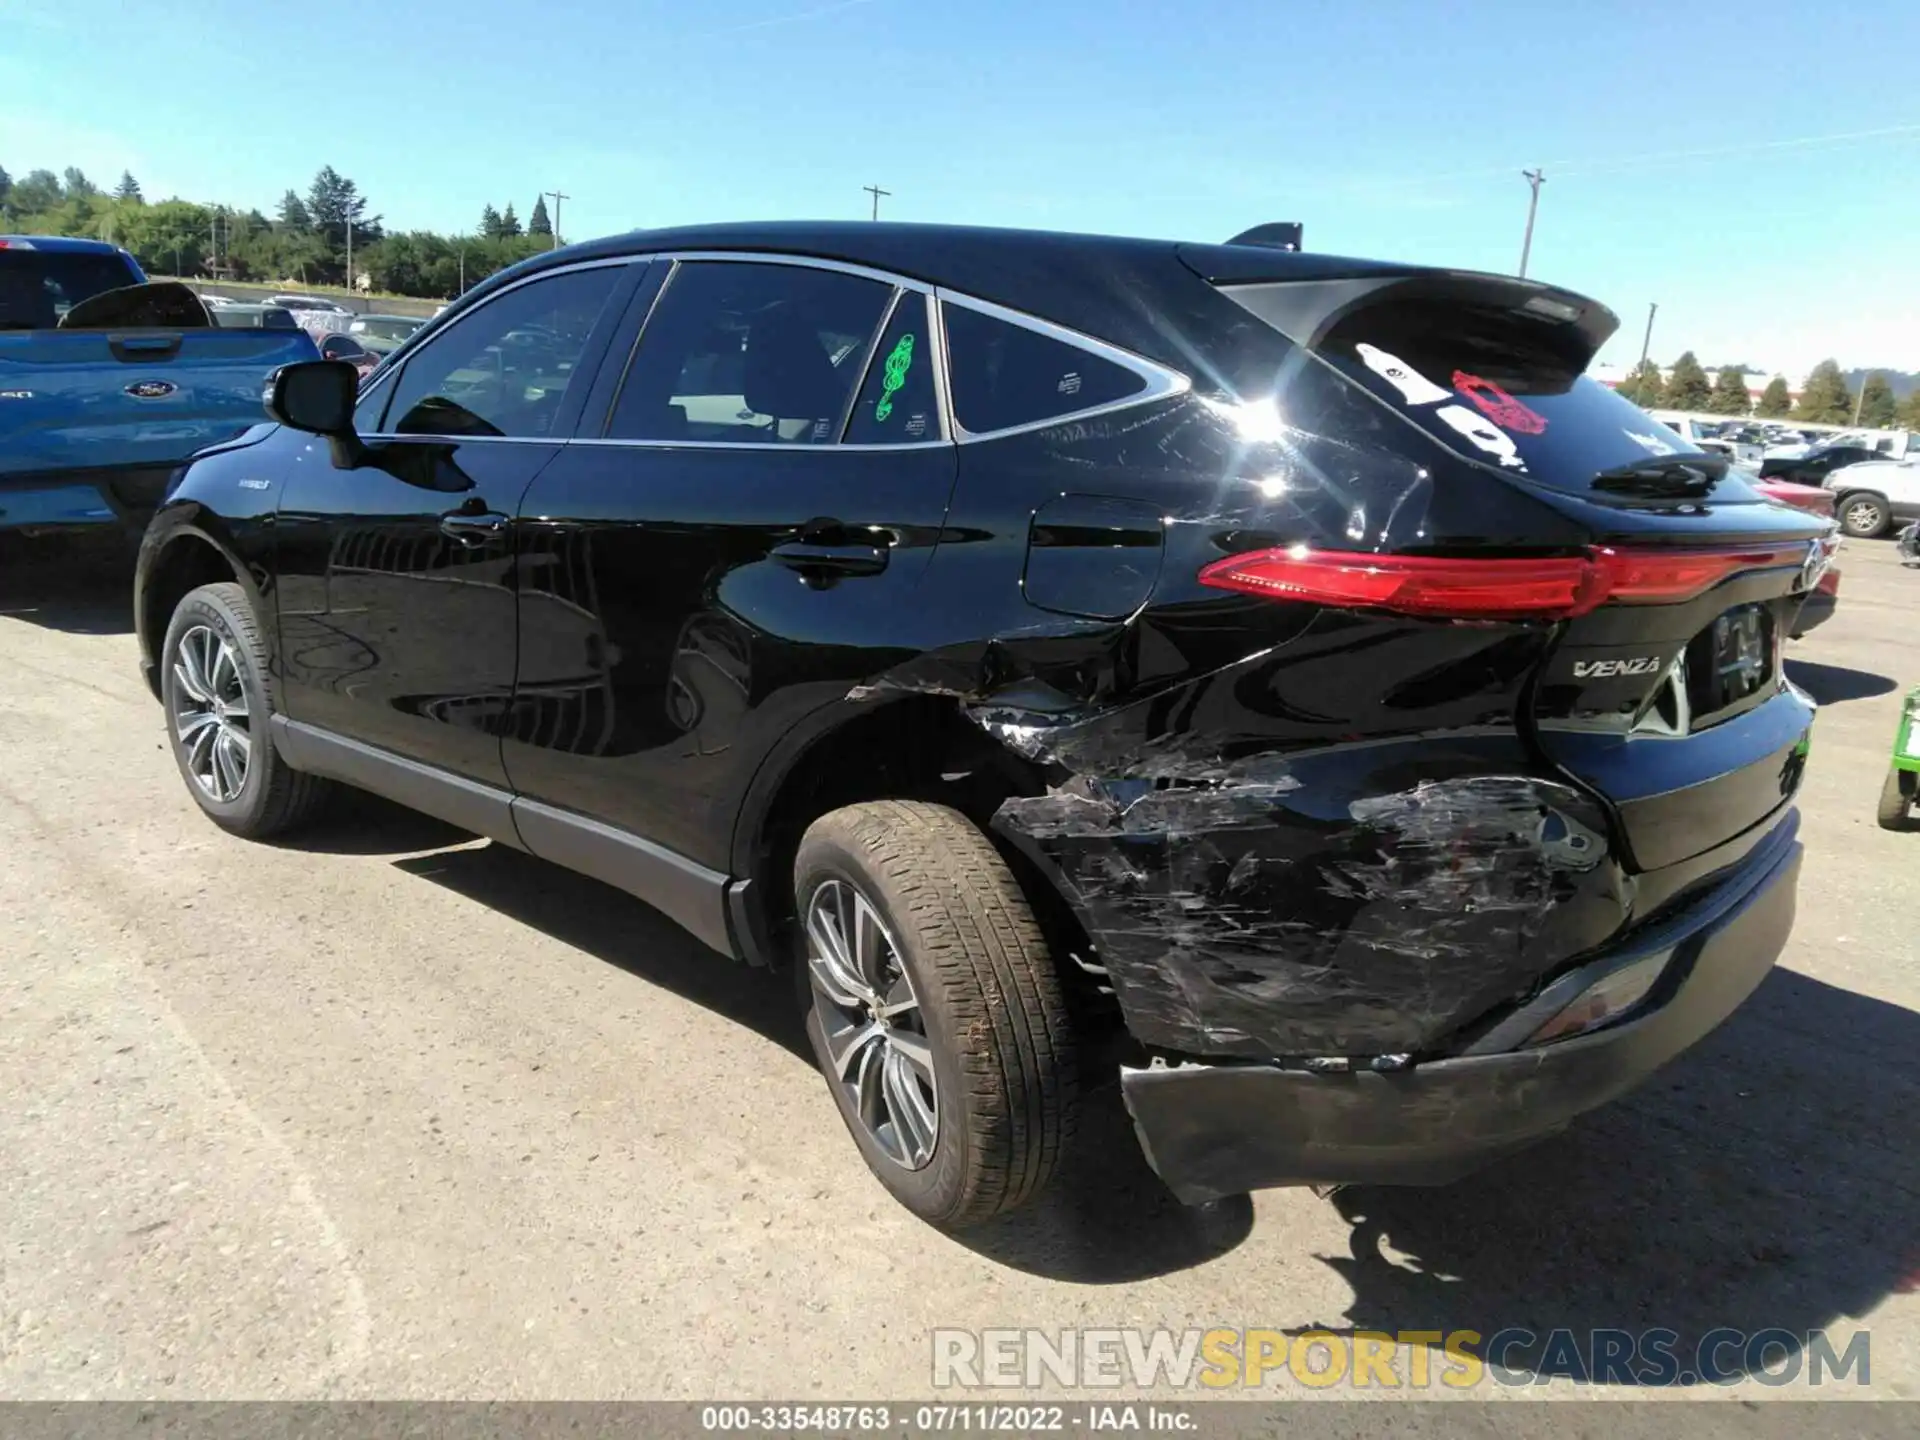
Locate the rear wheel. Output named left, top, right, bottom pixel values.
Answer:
left=794, top=800, right=1077, bottom=1229
left=1878, top=769, right=1913, bottom=830
left=161, top=582, right=331, bottom=838
left=1837, top=491, right=1889, bottom=538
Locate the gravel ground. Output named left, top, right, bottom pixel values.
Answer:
left=0, top=530, right=1915, bottom=1412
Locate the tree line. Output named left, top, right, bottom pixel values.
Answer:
left=0, top=162, right=560, bottom=299
left=1615, top=351, right=1920, bottom=429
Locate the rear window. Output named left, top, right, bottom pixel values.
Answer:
left=1229, top=287, right=1711, bottom=489
left=0, top=248, right=141, bottom=326
left=942, top=305, right=1147, bottom=435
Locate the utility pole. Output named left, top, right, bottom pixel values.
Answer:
left=345, top=217, right=353, bottom=296
left=1517, top=169, right=1545, bottom=278
left=863, top=184, right=891, bottom=221
left=1638, top=302, right=1658, bottom=369
left=458, top=246, right=465, bottom=296
left=544, top=191, right=570, bottom=249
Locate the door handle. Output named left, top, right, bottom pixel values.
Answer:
left=439, top=510, right=509, bottom=545
left=770, top=540, right=889, bottom=578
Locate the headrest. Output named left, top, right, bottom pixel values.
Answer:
left=741, top=305, right=844, bottom=428
left=0, top=269, right=58, bottom=329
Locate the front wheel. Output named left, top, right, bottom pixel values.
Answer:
left=1878, top=769, right=1913, bottom=830
left=1837, top=491, right=1890, bottom=539
left=794, top=800, right=1077, bottom=1229
left=160, top=582, right=331, bottom=838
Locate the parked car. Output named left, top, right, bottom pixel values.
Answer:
left=1647, top=411, right=1736, bottom=456
left=209, top=302, right=302, bottom=331
left=1760, top=430, right=1913, bottom=488
left=315, top=331, right=381, bottom=377
left=269, top=293, right=353, bottom=315
left=1821, top=453, right=1920, bottom=537
left=134, top=221, right=1824, bottom=1227
left=346, top=313, right=426, bottom=356
left=1743, top=468, right=1841, bottom=634
left=1, top=236, right=318, bottom=534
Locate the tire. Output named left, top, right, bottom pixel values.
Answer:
left=794, top=800, right=1077, bottom=1229
left=1837, top=491, right=1890, bottom=539
left=160, top=581, right=331, bottom=838
left=1877, top=769, right=1913, bottom=831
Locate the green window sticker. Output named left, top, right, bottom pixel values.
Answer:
left=875, top=332, right=915, bottom=422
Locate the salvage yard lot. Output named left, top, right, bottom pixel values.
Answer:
left=1, top=536, right=1916, bottom=1402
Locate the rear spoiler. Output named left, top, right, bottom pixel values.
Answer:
left=1181, top=245, right=1620, bottom=372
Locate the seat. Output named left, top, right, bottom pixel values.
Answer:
left=0, top=270, right=58, bottom=330
left=741, top=305, right=846, bottom=443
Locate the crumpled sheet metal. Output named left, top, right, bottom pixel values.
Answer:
left=976, top=687, right=1618, bottom=1060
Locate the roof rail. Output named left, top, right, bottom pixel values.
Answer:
left=1226, top=223, right=1303, bottom=252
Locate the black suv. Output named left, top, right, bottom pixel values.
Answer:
left=135, top=222, right=1823, bottom=1228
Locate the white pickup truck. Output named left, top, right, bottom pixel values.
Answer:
left=1824, top=446, right=1920, bottom=537
left=1647, top=411, right=1738, bottom=456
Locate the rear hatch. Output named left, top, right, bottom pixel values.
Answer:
left=1200, top=253, right=1828, bottom=879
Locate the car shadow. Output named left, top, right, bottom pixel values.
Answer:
left=0, top=538, right=135, bottom=635
left=284, top=795, right=1254, bottom=1281
left=1785, top=659, right=1899, bottom=705
left=1313, top=968, right=1918, bottom=1386
left=269, top=787, right=476, bottom=856
left=949, top=1086, right=1255, bottom=1283
left=387, top=837, right=816, bottom=1065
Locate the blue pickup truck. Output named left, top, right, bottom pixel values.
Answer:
left=1, top=236, right=319, bottom=534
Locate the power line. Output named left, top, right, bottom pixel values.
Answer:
left=1417, top=119, right=1920, bottom=185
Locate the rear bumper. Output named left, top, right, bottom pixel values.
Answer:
left=1790, top=584, right=1837, bottom=637
left=1121, top=813, right=1801, bottom=1203
left=0, top=466, right=177, bottom=533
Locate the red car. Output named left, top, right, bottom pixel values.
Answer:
left=1754, top=475, right=1840, bottom=637
left=315, top=331, right=381, bottom=378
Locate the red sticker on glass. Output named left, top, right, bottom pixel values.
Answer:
left=1453, top=371, right=1548, bottom=435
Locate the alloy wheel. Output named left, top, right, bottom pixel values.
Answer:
left=1845, top=499, right=1883, bottom=536
left=170, top=625, right=252, bottom=803
left=805, top=878, right=939, bottom=1170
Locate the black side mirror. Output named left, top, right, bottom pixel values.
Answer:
left=266, top=360, right=360, bottom=436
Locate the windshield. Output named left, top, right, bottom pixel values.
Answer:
left=0, top=249, right=141, bottom=327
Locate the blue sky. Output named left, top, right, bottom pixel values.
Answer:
left=4, top=0, right=1918, bottom=378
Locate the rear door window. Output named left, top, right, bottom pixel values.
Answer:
left=608, top=261, right=892, bottom=444
left=845, top=292, right=943, bottom=444
left=942, top=304, right=1146, bottom=435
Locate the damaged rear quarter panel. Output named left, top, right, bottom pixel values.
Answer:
left=969, top=610, right=1631, bottom=1059
left=829, top=344, right=1631, bottom=1058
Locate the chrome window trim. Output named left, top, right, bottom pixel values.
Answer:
left=833, top=284, right=903, bottom=443
left=664, top=249, right=935, bottom=295
left=355, top=254, right=646, bottom=441
left=934, top=288, right=1192, bottom=444
left=352, top=247, right=1193, bottom=452
left=600, top=253, right=950, bottom=450
left=565, top=436, right=952, bottom=454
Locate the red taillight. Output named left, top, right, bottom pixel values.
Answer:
left=1196, top=547, right=1598, bottom=619
left=1591, top=544, right=1810, bottom=605
left=1199, top=543, right=1810, bottom=620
